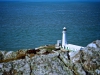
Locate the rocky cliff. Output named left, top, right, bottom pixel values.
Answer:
left=0, top=40, right=100, bottom=75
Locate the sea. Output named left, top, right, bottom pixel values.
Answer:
left=0, top=1, right=100, bottom=51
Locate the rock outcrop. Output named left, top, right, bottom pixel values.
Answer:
left=0, top=40, right=100, bottom=75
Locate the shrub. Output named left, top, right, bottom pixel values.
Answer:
left=43, top=45, right=55, bottom=53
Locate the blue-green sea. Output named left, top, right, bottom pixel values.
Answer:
left=0, top=2, right=100, bottom=51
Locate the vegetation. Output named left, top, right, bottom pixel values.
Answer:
left=0, top=53, right=26, bottom=63
left=42, top=45, right=56, bottom=53
left=0, top=45, right=56, bottom=63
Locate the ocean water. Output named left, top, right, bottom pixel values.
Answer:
left=0, top=2, right=100, bottom=51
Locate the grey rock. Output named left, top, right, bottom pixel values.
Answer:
left=0, top=51, right=4, bottom=61
left=0, top=40, right=100, bottom=75
left=95, top=40, right=100, bottom=48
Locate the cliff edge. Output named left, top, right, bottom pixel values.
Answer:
left=0, top=40, right=100, bottom=75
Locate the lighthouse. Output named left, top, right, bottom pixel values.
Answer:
left=62, top=27, right=67, bottom=49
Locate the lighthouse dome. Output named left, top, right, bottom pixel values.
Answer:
left=63, top=27, right=67, bottom=31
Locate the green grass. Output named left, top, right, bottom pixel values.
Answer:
left=41, top=45, right=56, bottom=53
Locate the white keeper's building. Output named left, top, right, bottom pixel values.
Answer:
left=56, top=27, right=84, bottom=51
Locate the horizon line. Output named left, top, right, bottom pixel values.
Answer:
left=0, top=1, right=100, bottom=2
left=0, top=0, right=100, bottom=2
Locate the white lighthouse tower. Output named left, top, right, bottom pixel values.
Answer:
left=62, top=27, right=67, bottom=49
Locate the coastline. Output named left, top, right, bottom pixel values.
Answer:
left=0, top=40, right=100, bottom=75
